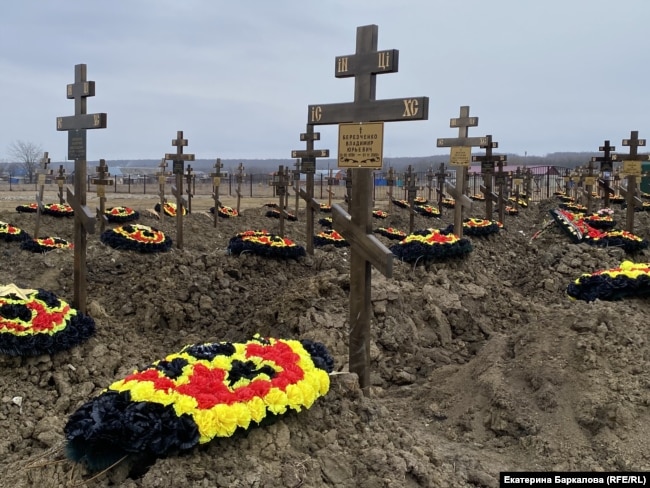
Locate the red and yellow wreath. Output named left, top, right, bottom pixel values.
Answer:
left=319, top=204, right=332, bottom=213
left=413, top=196, right=428, bottom=205
left=209, top=205, right=239, bottom=218
left=155, top=202, right=186, bottom=217
left=64, top=335, right=333, bottom=471
left=101, top=224, right=172, bottom=253
left=390, top=228, right=473, bottom=263
left=0, top=221, right=30, bottom=242
left=462, top=218, right=501, bottom=236
left=391, top=199, right=410, bottom=209
left=372, top=209, right=388, bottom=219
left=15, top=203, right=38, bottom=213
left=314, top=229, right=349, bottom=247
left=266, top=208, right=297, bottom=221
left=374, top=227, right=407, bottom=240
left=567, top=261, right=650, bottom=302
left=21, top=236, right=73, bottom=253
left=470, top=193, right=485, bottom=201
left=414, top=205, right=441, bottom=218
left=318, top=217, right=333, bottom=228
left=43, top=203, right=74, bottom=217
left=0, top=284, right=95, bottom=356
left=441, top=197, right=455, bottom=208
left=105, top=206, right=139, bottom=223
left=228, top=230, right=306, bottom=259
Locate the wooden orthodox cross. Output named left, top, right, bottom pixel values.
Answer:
left=472, top=135, right=506, bottom=219
left=386, top=166, right=396, bottom=212
left=91, top=159, right=113, bottom=233
left=425, top=166, right=434, bottom=203
left=157, top=158, right=170, bottom=224
left=292, top=124, right=330, bottom=255
left=56, top=64, right=107, bottom=313
left=494, top=159, right=507, bottom=224
left=235, top=162, right=245, bottom=214
left=185, top=165, right=194, bottom=214
left=55, top=165, right=66, bottom=204
left=292, top=159, right=301, bottom=216
left=271, top=165, right=290, bottom=237
left=34, top=151, right=51, bottom=239
left=211, top=158, right=223, bottom=228
left=327, top=170, right=336, bottom=207
left=165, top=131, right=195, bottom=249
left=435, top=163, right=449, bottom=216
left=592, top=140, right=616, bottom=207
left=404, top=165, right=417, bottom=233
left=307, top=24, right=429, bottom=391
left=617, top=131, right=647, bottom=232
left=583, top=160, right=596, bottom=213
left=436, top=106, right=481, bottom=237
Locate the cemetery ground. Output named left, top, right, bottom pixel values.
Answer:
left=0, top=190, right=648, bottom=488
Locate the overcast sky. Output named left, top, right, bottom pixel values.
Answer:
left=1, top=1, right=648, bottom=163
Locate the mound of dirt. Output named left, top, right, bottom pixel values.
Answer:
left=0, top=192, right=648, bottom=487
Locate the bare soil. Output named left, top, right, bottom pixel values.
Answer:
left=0, top=190, right=648, bottom=487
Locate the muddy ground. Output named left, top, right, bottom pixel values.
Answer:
left=0, top=190, right=648, bottom=487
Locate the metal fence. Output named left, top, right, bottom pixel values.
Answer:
left=0, top=166, right=594, bottom=202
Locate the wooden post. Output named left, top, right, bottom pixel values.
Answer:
left=436, top=106, right=483, bottom=237
left=211, top=158, right=223, bottom=228
left=386, top=166, right=395, bottom=212
left=164, top=131, right=195, bottom=249
left=513, top=167, right=523, bottom=211
left=435, top=163, right=448, bottom=216
left=472, top=135, right=506, bottom=219
left=327, top=170, right=336, bottom=207
left=425, top=166, right=434, bottom=203
left=34, top=152, right=51, bottom=239
left=157, top=158, right=170, bottom=224
left=271, top=165, right=290, bottom=237
left=583, top=161, right=596, bottom=213
left=404, top=165, right=417, bottom=233
left=308, top=24, right=428, bottom=391
left=56, top=64, right=106, bottom=313
left=292, top=124, right=330, bottom=255
left=617, top=131, right=647, bottom=232
left=235, top=163, right=245, bottom=214
left=292, top=159, right=300, bottom=216
left=55, top=165, right=66, bottom=204
left=185, top=164, right=194, bottom=214
left=495, top=160, right=507, bottom=224
left=91, top=158, right=113, bottom=233
left=592, top=140, right=616, bottom=207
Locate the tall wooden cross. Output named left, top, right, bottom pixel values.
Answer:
left=425, top=166, right=434, bottom=203
left=437, top=106, right=482, bottom=237
left=56, top=64, right=107, bottom=313
left=307, top=24, right=428, bottom=391
left=157, top=158, right=170, bottom=224
left=55, top=165, right=66, bottom=204
left=582, top=160, right=596, bottom=213
left=292, top=124, right=330, bottom=255
left=34, top=151, right=51, bottom=240
left=235, top=163, right=245, bottom=214
left=472, top=135, right=506, bottom=219
left=494, top=159, right=507, bottom=224
left=165, top=131, right=195, bottom=249
left=385, top=167, right=396, bottom=212
left=404, top=165, right=418, bottom=233
left=91, top=159, right=113, bottom=233
left=617, top=131, right=647, bottom=232
left=271, top=165, right=290, bottom=237
left=512, top=167, right=524, bottom=210
left=211, top=158, right=223, bottom=228
left=592, top=140, right=616, bottom=207
left=185, top=164, right=194, bottom=214
left=435, top=163, right=449, bottom=215
left=327, top=170, right=336, bottom=207
left=292, top=159, right=301, bottom=216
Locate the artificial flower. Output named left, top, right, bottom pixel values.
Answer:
left=0, top=286, right=95, bottom=356
left=101, top=224, right=172, bottom=253
left=567, top=261, right=650, bottom=302
left=64, top=335, right=333, bottom=471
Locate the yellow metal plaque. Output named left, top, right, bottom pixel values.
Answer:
left=96, top=185, right=105, bottom=197
left=37, top=174, right=46, bottom=185
left=338, top=122, right=384, bottom=169
left=623, top=160, right=642, bottom=177
left=584, top=176, right=596, bottom=186
left=450, top=146, right=471, bottom=167
left=513, top=178, right=523, bottom=186
left=158, top=176, right=167, bottom=184
left=213, top=177, right=221, bottom=186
